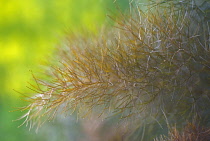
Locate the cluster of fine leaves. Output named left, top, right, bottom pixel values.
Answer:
left=16, top=0, right=210, bottom=136
left=155, top=122, right=210, bottom=141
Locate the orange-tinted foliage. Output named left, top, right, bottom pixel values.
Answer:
left=16, top=1, right=210, bottom=138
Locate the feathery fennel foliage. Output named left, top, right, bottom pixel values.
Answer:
left=16, top=0, right=210, bottom=140
left=154, top=122, right=210, bottom=141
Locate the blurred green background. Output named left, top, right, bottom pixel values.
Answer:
left=0, top=0, right=130, bottom=140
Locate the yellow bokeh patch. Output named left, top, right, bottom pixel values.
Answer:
left=0, top=41, right=23, bottom=63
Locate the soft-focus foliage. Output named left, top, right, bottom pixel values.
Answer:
left=155, top=122, right=210, bottom=141
left=16, top=0, right=210, bottom=140
left=0, top=0, right=129, bottom=140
